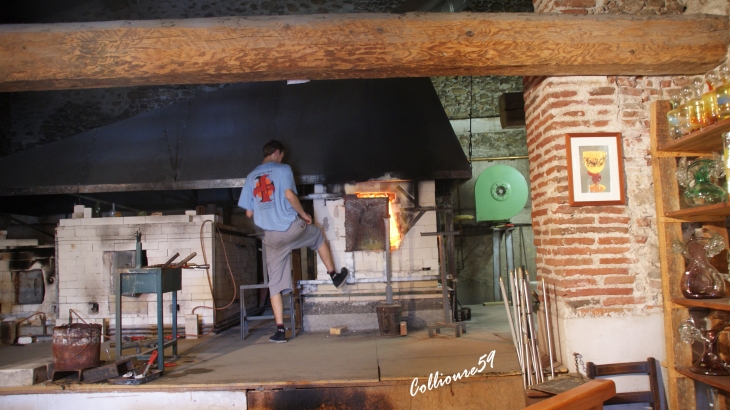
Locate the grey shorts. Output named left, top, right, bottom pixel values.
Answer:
left=264, top=219, right=325, bottom=296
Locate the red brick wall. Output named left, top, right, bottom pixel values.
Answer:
left=523, top=74, right=671, bottom=317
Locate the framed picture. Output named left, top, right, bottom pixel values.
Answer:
left=565, top=132, right=626, bottom=206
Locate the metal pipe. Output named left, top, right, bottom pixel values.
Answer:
left=500, top=277, right=524, bottom=388
left=469, top=155, right=529, bottom=162
left=523, top=273, right=544, bottom=383
left=384, top=216, right=393, bottom=305
left=510, top=270, right=525, bottom=379
left=172, top=252, right=197, bottom=268
left=516, top=271, right=531, bottom=386
left=543, top=279, right=555, bottom=380
left=161, top=253, right=180, bottom=269
left=135, top=231, right=142, bottom=268
left=437, top=235, right=450, bottom=324
left=505, top=229, right=515, bottom=280
left=492, top=229, right=502, bottom=301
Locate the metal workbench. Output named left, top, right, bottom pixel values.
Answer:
left=114, top=266, right=181, bottom=374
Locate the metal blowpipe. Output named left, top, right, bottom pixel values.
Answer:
left=500, top=267, right=553, bottom=387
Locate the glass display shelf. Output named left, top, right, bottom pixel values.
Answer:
left=671, top=297, right=730, bottom=311
left=658, top=117, right=730, bottom=154
left=664, top=202, right=730, bottom=221
left=677, top=367, right=730, bottom=392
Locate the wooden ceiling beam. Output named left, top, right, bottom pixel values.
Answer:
left=1, top=12, right=727, bottom=92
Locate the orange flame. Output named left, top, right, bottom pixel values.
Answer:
left=355, top=192, right=402, bottom=250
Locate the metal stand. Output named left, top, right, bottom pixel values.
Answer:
left=421, top=231, right=466, bottom=338
left=240, top=285, right=297, bottom=340
left=115, top=267, right=181, bottom=375
left=492, top=226, right=515, bottom=302
left=240, top=234, right=298, bottom=340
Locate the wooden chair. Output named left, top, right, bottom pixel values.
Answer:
left=586, top=357, right=664, bottom=410
left=525, top=379, right=616, bottom=410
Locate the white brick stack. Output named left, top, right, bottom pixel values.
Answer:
left=55, top=215, right=255, bottom=333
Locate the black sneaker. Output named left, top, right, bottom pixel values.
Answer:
left=330, top=268, right=349, bottom=289
left=269, top=328, right=287, bottom=343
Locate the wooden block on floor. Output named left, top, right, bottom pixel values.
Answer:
left=330, top=326, right=347, bottom=335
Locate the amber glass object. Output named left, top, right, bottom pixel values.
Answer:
left=679, top=311, right=730, bottom=375
left=717, top=64, right=730, bottom=120
left=703, top=71, right=720, bottom=126
left=683, top=82, right=705, bottom=132
left=673, top=230, right=726, bottom=299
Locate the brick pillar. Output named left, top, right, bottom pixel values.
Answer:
left=524, top=0, right=722, bottom=375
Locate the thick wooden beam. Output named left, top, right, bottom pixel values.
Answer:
left=1, top=12, right=727, bottom=91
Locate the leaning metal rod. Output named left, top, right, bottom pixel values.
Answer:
left=519, top=269, right=539, bottom=385
left=508, top=270, right=523, bottom=367
left=510, top=270, right=527, bottom=387
left=517, top=271, right=533, bottom=386
left=384, top=216, right=393, bottom=305
left=500, top=277, right=524, bottom=388
left=543, top=279, right=555, bottom=380
left=504, top=274, right=522, bottom=368
left=524, top=272, right=544, bottom=383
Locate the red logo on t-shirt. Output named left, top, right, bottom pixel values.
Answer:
left=254, top=175, right=275, bottom=203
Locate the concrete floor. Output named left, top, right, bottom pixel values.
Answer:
left=0, top=304, right=518, bottom=386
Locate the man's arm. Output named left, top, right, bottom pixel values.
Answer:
left=246, top=209, right=253, bottom=218
left=285, top=189, right=312, bottom=224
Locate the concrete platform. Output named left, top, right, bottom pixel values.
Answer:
left=0, top=305, right=525, bottom=409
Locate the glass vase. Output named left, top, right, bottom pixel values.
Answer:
left=673, top=230, right=727, bottom=299
left=676, top=157, right=728, bottom=207
left=679, top=311, right=730, bottom=375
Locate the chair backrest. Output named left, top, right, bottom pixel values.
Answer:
left=585, top=357, right=662, bottom=410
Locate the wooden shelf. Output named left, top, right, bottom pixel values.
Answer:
left=671, top=297, right=730, bottom=311
left=665, top=202, right=730, bottom=221
left=676, top=367, right=730, bottom=392
left=651, top=101, right=730, bottom=407
left=658, top=117, right=730, bottom=154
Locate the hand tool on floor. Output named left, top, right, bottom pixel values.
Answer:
left=141, top=350, right=159, bottom=377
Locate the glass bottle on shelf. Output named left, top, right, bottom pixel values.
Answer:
left=716, top=64, right=730, bottom=120
left=667, top=92, right=684, bottom=139
left=672, top=229, right=727, bottom=299
left=683, top=81, right=705, bottom=133
left=703, top=71, right=720, bottom=126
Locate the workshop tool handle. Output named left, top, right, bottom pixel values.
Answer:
left=161, top=253, right=180, bottom=268
left=172, top=252, right=197, bottom=268
left=142, top=350, right=159, bottom=377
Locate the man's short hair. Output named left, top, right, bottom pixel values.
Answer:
left=263, top=140, right=284, bottom=158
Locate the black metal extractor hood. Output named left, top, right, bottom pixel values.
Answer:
left=0, top=78, right=471, bottom=198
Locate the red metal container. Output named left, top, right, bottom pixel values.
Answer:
left=52, top=323, right=102, bottom=370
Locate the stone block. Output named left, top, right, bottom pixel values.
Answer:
left=185, top=314, right=200, bottom=339
left=0, top=363, right=49, bottom=386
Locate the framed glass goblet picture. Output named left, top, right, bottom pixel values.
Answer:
left=565, top=132, right=626, bottom=206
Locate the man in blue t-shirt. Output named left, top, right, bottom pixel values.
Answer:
left=238, top=140, right=348, bottom=343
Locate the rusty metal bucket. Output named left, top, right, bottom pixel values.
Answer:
left=52, top=323, right=102, bottom=370
left=376, top=303, right=402, bottom=337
